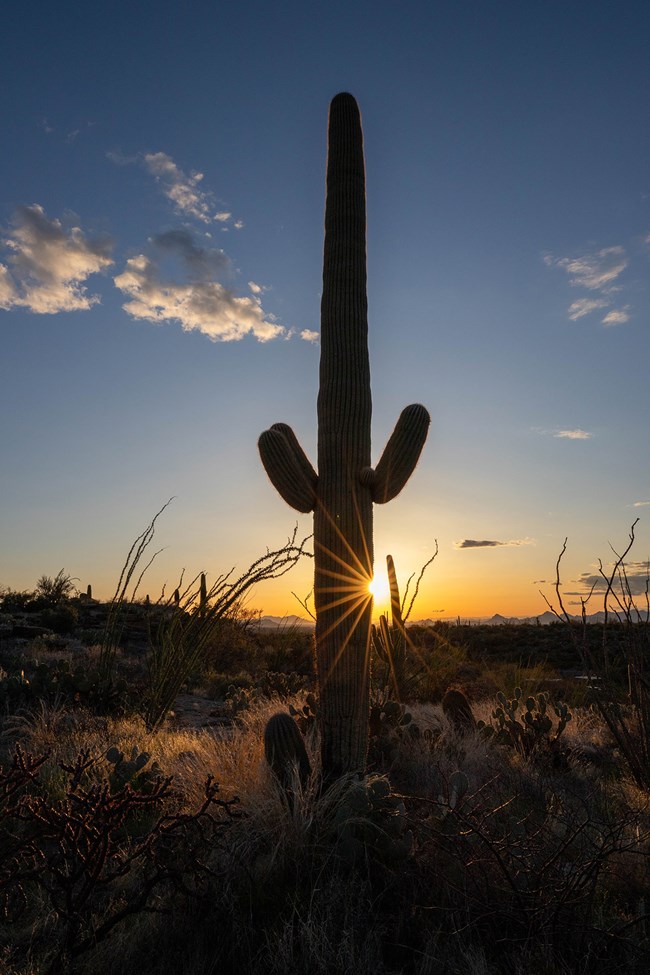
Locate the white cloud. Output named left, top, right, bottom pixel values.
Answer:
left=114, top=230, right=285, bottom=343
left=214, top=211, right=231, bottom=223
left=545, top=246, right=627, bottom=291
left=1, top=205, right=113, bottom=313
left=300, top=329, right=319, bottom=344
left=234, top=220, right=244, bottom=230
left=553, top=429, right=593, bottom=440
left=0, top=264, right=18, bottom=307
left=567, top=297, right=609, bottom=320
left=248, top=281, right=265, bottom=295
left=633, top=500, right=650, bottom=507
left=602, top=306, right=630, bottom=326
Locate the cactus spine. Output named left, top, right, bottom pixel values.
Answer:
left=259, top=94, right=429, bottom=779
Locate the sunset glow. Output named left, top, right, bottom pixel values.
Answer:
left=0, top=2, right=647, bottom=621
left=368, top=574, right=390, bottom=605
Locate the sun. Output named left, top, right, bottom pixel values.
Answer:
left=368, top=573, right=390, bottom=603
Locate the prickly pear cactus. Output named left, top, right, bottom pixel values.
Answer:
left=477, top=687, right=572, bottom=757
left=331, top=775, right=413, bottom=865
left=105, top=745, right=162, bottom=792
left=259, top=94, right=429, bottom=779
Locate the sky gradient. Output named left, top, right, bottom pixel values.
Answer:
left=1, top=0, right=649, bottom=620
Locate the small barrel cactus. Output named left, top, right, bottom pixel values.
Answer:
left=264, top=712, right=311, bottom=796
left=442, top=687, right=476, bottom=733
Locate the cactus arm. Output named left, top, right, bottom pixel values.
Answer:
left=365, top=404, right=430, bottom=504
left=258, top=424, right=317, bottom=513
left=270, top=423, right=318, bottom=488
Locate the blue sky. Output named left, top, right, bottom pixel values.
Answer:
left=1, top=0, right=648, bottom=618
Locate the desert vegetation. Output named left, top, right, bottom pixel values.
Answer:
left=1, top=526, right=650, bottom=974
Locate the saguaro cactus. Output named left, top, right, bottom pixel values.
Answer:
left=259, top=93, right=429, bottom=779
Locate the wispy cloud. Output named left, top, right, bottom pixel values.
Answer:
left=633, top=500, right=650, bottom=507
left=0, top=205, right=113, bottom=313
left=544, top=245, right=631, bottom=325
left=602, top=306, right=631, bottom=326
left=113, top=229, right=285, bottom=343
left=552, top=429, right=593, bottom=440
left=140, top=152, right=241, bottom=229
left=455, top=538, right=535, bottom=549
left=544, top=246, right=627, bottom=291
left=567, top=297, right=609, bottom=320
left=143, top=152, right=213, bottom=222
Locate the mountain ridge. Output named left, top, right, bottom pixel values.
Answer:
left=253, top=610, right=613, bottom=630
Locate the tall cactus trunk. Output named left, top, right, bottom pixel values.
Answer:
left=259, top=93, right=430, bottom=781
left=316, top=93, right=373, bottom=778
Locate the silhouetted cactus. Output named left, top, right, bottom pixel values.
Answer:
left=372, top=554, right=408, bottom=699
left=259, top=94, right=429, bottom=779
left=264, top=712, right=311, bottom=799
left=199, top=573, right=207, bottom=620
left=442, top=687, right=476, bottom=733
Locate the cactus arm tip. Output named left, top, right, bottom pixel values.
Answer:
left=371, top=403, right=430, bottom=504
left=258, top=424, right=317, bottom=513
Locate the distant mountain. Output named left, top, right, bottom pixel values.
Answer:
left=410, top=610, right=610, bottom=626
left=254, top=614, right=314, bottom=631
left=253, top=610, right=612, bottom=631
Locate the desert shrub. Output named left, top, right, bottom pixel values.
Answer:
left=406, top=628, right=480, bottom=701
left=1, top=590, right=27, bottom=614
left=33, top=570, right=77, bottom=608
left=545, top=522, right=650, bottom=790
left=259, top=628, right=315, bottom=675
left=0, top=743, right=240, bottom=974
left=38, top=604, right=79, bottom=634
left=413, top=768, right=650, bottom=972
left=0, top=658, right=133, bottom=717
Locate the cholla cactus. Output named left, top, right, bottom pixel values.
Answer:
left=259, top=94, right=429, bottom=779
